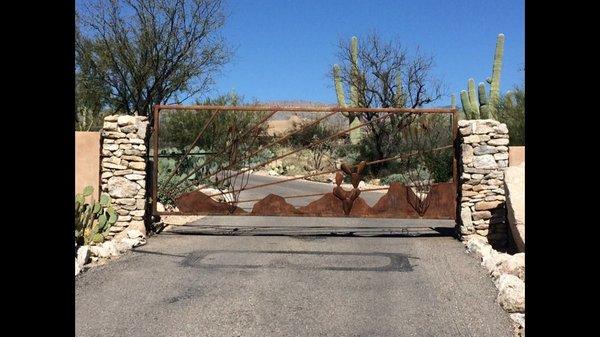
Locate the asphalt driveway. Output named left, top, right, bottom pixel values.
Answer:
left=75, top=232, right=514, bottom=337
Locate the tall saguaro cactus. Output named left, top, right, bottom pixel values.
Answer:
left=333, top=36, right=363, bottom=144
left=459, top=33, right=505, bottom=120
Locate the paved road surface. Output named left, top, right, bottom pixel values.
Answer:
left=226, top=173, right=388, bottom=212
left=76, top=234, right=514, bottom=337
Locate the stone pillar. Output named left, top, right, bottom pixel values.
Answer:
left=457, top=119, right=510, bottom=248
left=100, top=115, right=149, bottom=240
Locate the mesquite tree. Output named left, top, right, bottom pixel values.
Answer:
left=76, top=0, right=231, bottom=122
left=331, top=33, right=444, bottom=174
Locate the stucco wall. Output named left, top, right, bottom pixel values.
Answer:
left=75, top=132, right=101, bottom=198
left=508, top=146, right=525, bottom=167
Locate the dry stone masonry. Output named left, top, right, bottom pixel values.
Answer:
left=100, top=115, right=149, bottom=240
left=457, top=119, right=510, bottom=248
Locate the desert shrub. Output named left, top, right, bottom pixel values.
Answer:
left=381, top=173, right=407, bottom=185
left=156, top=146, right=218, bottom=205
left=381, top=166, right=431, bottom=186
left=496, top=85, right=525, bottom=146
left=422, top=149, right=454, bottom=183
left=159, top=93, right=272, bottom=152
left=247, top=147, right=276, bottom=167
left=286, top=121, right=339, bottom=171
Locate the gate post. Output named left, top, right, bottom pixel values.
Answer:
left=456, top=119, right=510, bottom=248
left=99, top=115, right=150, bottom=240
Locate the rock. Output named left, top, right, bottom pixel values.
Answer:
left=75, top=259, right=82, bottom=276
left=75, top=245, right=90, bottom=275
left=510, top=313, right=525, bottom=329
left=120, top=238, right=142, bottom=249
left=458, top=120, right=472, bottom=127
left=473, top=145, right=498, bottom=155
left=130, top=210, right=145, bottom=217
left=462, top=190, right=478, bottom=197
left=103, top=131, right=127, bottom=139
left=463, top=135, right=480, bottom=144
left=103, top=121, right=118, bottom=131
left=475, top=200, right=503, bottom=210
left=494, top=153, right=509, bottom=160
left=488, top=138, right=510, bottom=146
left=473, top=154, right=498, bottom=169
left=465, top=238, right=492, bottom=259
left=128, top=221, right=147, bottom=237
left=101, top=172, right=113, bottom=179
left=472, top=210, right=492, bottom=220
left=113, top=169, right=134, bottom=176
left=102, top=156, right=121, bottom=165
left=460, top=207, right=472, bottom=227
left=115, top=198, right=136, bottom=205
left=129, top=162, right=146, bottom=170
left=107, top=177, right=141, bottom=198
left=476, top=229, right=489, bottom=236
left=105, top=115, right=119, bottom=122
left=127, top=229, right=145, bottom=239
left=124, top=149, right=144, bottom=156
left=120, top=125, right=138, bottom=133
left=103, top=143, right=119, bottom=151
left=268, top=169, right=279, bottom=176
left=473, top=124, right=494, bottom=134
left=493, top=253, right=525, bottom=280
left=119, top=143, right=132, bottom=150
left=90, top=244, right=110, bottom=258
left=494, top=124, right=509, bottom=134
left=495, top=274, right=525, bottom=313
left=124, top=174, right=145, bottom=180
left=117, top=215, right=132, bottom=222
left=459, top=124, right=473, bottom=136
left=102, top=241, right=120, bottom=257
left=462, top=144, right=474, bottom=164
left=115, top=239, right=135, bottom=252
left=117, top=115, right=137, bottom=126
left=102, top=162, right=128, bottom=170
left=157, top=202, right=165, bottom=212
left=122, top=155, right=144, bottom=162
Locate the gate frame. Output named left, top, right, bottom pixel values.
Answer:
left=150, top=104, right=459, bottom=218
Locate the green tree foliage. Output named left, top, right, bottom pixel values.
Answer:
left=496, top=84, right=525, bottom=146
left=76, top=0, right=231, bottom=121
left=159, top=93, right=270, bottom=153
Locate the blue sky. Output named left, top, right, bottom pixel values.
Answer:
left=212, top=0, right=524, bottom=106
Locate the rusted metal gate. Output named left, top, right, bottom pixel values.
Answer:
left=151, top=105, right=458, bottom=220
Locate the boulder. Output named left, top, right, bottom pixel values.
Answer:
left=465, top=238, right=492, bottom=259
left=107, top=177, right=140, bottom=198
left=493, top=253, right=525, bottom=280
left=102, top=241, right=120, bottom=257
left=75, top=245, right=90, bottom=275
left=495, top=274, right=525, bottom=313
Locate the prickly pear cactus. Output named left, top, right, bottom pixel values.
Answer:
left=75, top=186, right=118, bottom=246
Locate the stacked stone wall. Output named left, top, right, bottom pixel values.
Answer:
left=100, top=115, right=149, bottom=240
left=457, top=119, right=510, bottom=248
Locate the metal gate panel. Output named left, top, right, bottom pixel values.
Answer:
left=151, top=105, right=458, bottom=219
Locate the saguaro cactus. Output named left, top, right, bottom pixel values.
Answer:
left=333, top=36, right=363, bottom=144
left=459, top=33, right=505, bottom=120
